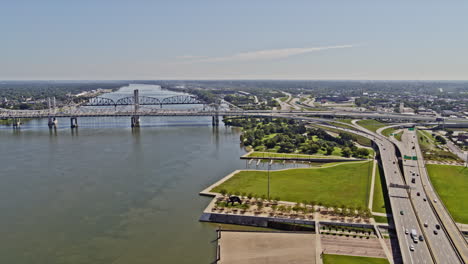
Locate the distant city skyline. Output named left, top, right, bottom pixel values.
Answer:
left=1, top=1, right=467, bottom=80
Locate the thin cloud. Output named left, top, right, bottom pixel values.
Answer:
left=179, top=44, right=355, bottom=64
left=175, top=55, right=208, bottom=60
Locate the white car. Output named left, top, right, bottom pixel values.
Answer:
left=410, top=245, right=415, bottom=251
left=434, top=199, right=438, bottom=203
left=405, top=229, right=409, bottom=234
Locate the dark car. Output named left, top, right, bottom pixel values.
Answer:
left=419, top=235, right=424, bottom=241
left=434, top=230, right=438, bottom=235
left=417, top=192, right=420, bottom=196
left=411, top=178, right=416, bottom=183
left=435, top=224, right=440, bottom=230
left=400, top=210, right=404, bottom=215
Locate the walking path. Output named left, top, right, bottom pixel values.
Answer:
left=368, top=157, right=378, bottom=211
left=370, top=217, right=394, bottom=264
left=315, top=212, right=323, bottom=264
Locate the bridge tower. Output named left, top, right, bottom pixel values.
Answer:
left=70, top=117, right=78, bottom=128
left=131, top=89, right=140, bottom=127
left=47, top=97, right=58, bottom=129
left=211, top=101, right=220, bottom=126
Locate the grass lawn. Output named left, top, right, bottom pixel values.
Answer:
left=331, top=121, right=357, bottom=131
left=394, top=131, right=402, bottom=141
left=426, top=164, right=468, bottom=224
left=373, top=215, right=390, bottom=224
left=247, top=152, right=348, bottom=159
left=372, top=163, right=389, bottom=214
left=357, top=119, right=388, bottom=133
left=381, top=127, right=396, bottom=137
left=323, top=254, right=389, bottom=264
left=212, top=161, right=373, bottom=208
left=337, top=119, right=354, bottom=125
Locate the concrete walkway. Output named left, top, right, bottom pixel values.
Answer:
left=370, top=218, right=395, bottom=264
left=315, top=212, right=323, bottom=264
left=368, top=157, right=378, bottom=211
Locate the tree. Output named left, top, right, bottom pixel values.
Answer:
left=354, top=148, right=370, bottom=158
left=325, top=146, right=334, bottom=155
left=435, top=135, right=447, bottom=145
left=342, top=147, right=352, bottom=157
left=264, top=139, right=276, bottom=149
left=278, top=142, right=295, bottom=153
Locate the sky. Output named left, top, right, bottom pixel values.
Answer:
left=1, top=0, right=467, bottom=80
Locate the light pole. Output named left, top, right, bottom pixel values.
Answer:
left=268, top=160, right=272, bottom=200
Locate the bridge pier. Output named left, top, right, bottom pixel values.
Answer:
left=70, top=117, right=78, bottom=129
left=48, top=117, right=57, bottom=129
left=212, top=115, right=219, bottom=126
left=131, top=116, right=140, bottom=128
left=12, top=118, right=21, bottom=129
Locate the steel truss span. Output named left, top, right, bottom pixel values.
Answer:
left=86, top=95, right=203, bottom=106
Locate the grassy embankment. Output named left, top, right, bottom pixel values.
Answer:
left=356, top=119, right=388, bottom=133
left=418, top=130, right=461, bottom=162
left=211, top=161, right=373, bottom=208
left=323, top=254, right=389, bottom=264
left=337, top=119, right=354, bottom=125
left=426, top=164, right=468, bottom=224
left=372, top=163, right=389, bottom=215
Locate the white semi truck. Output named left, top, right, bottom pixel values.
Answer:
left=411, top=229, right=418, bottom=243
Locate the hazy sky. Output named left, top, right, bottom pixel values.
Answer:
left=1, top=0, right=467, bottom=80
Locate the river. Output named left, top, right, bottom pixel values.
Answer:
left=0, top=84, right=312, bottom=263
left=0, top=84, right=247, bottom=264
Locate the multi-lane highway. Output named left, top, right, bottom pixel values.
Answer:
left=311, top=120, right=433, bottom=263
left=394, top=130, right=462, bottom=263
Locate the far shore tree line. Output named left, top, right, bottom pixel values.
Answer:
left=224, top=117, right=370, bottom=158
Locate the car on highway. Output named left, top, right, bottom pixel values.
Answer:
left=424, top=222, right=428, bottom=227
left=435, top=224, right=440, bottom=230
left=417, top=192, right=420, bottom=196
left=434, top=230, right=438, bottom=235
left=434, top=199, right=438, bottom=203
left=405, top=229, right=409, bottom=234
left=400, top=210, right=404, bottom=215
left=423, top=198, right=427, bottom=201
left=419, top=235, right=424, bottom=241
left=410, top=245, right=415, bottom=251
left=411, top=178, right=416, bottom=183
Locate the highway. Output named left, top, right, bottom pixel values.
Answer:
left=394, top=130, right=462, bottom=263
left=308, top=120, right=434, bottom=264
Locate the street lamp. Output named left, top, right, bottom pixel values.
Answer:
left=267, top=160, right=272, bottom=200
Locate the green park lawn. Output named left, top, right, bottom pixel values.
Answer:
left=372, top=163, right=389, bottom=214
left=357, top=119, right=387, bottom=133
left=211, top=161, right=373, bottom=208
left=323, top=254, right=389, bottom=264
left=247, top=151, right=347, bottom=159
left=426, top=164, right=468, bottom=224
